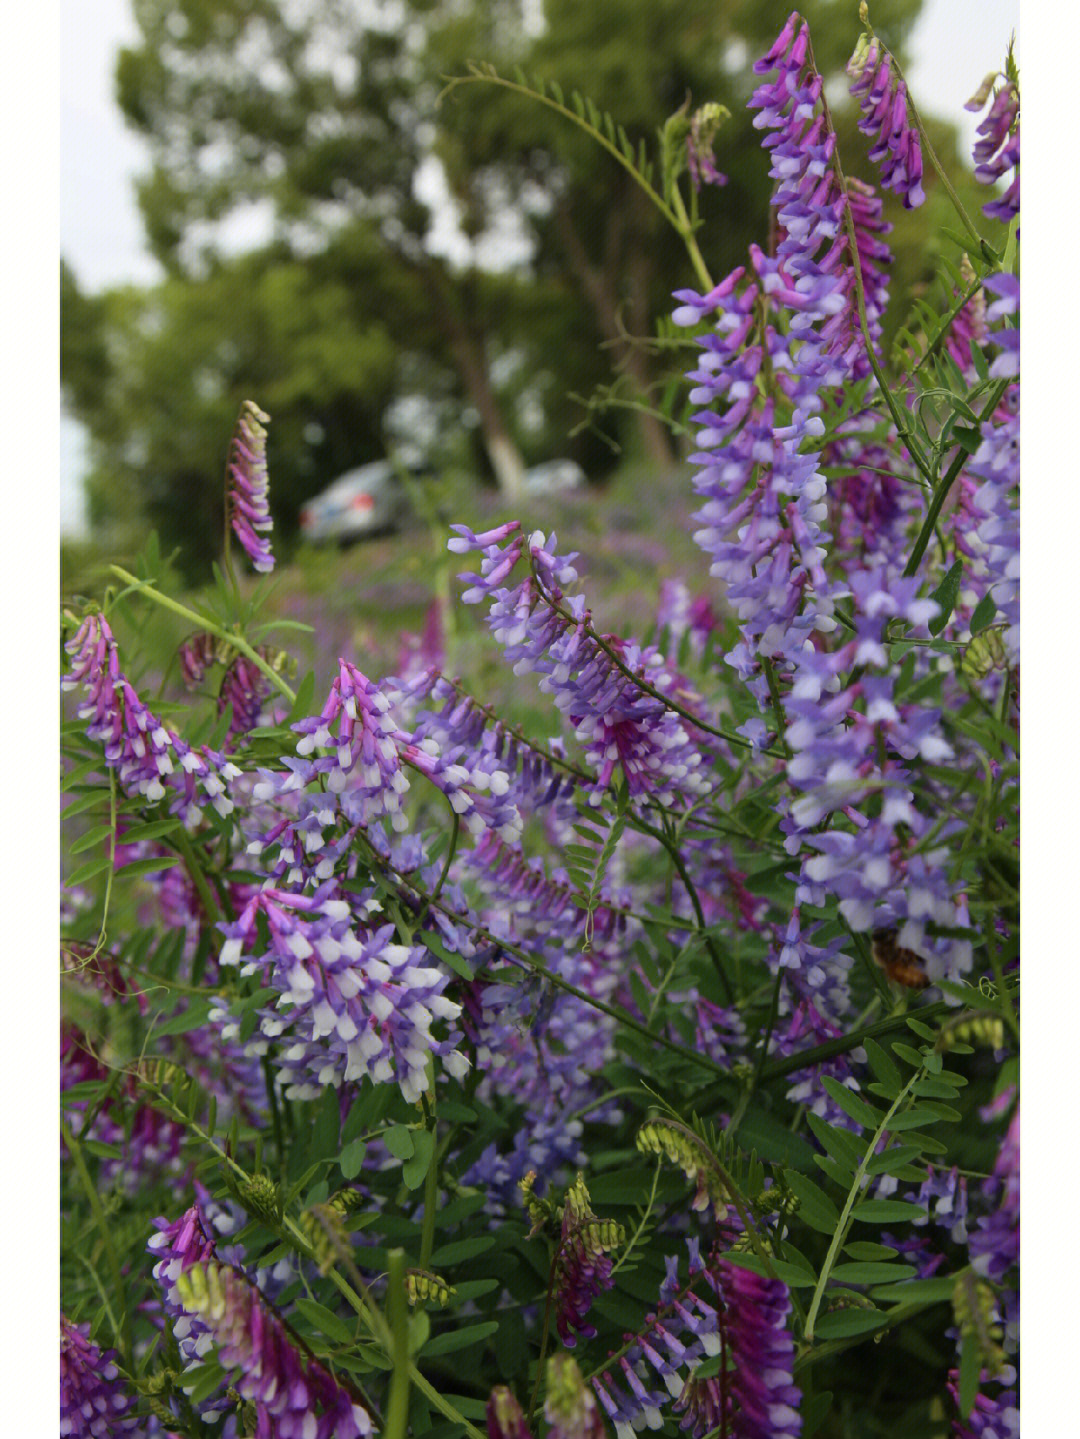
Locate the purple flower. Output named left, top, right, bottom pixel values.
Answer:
left=552, top=1176, right=622, bottom=1347
left=175, top=1261, right=372, bottom=1438
left=451, top=526, right=714, bottom=809
left=686, top=103, right=729, bottom=192
left=848, top=37, right=925, bottom=208
left=60, top=1315, right=140, bottom=1436
left=218, top=888, right=468, bottom=1103
left=592, top=1243, right=800, bottom=1439
left=179, top=631, right=276, bottom=741
left=969, top=1105, right=1018, bottom=1285
left=63, top=613, right=241, bottom=826
left=226, top=400, right=274, bottom=573
left=966, top=78, right=1019, bottom=224
left=948, top=1365, right=1019, bottom=1439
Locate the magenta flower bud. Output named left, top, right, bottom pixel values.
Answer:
left=227, top=400, right=274, bottom=573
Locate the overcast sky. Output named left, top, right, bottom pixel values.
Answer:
left=59, top=0, right=1019, bottom=534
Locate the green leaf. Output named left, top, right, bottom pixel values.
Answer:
left=970, top=592, right=997, bottom=635
left=494, top=1308, right=528, bottom=1379
left=909, top=1100, right=962, bottom=1123
left=883, top=1108, right=946, bottom=1133
left=409, top=1309, right=431, bottom=1356
left=59, top=791, right=107, bottom=820
left=784, top=1170, right=841, bottom=1234
left=153, top=1000, right=213, bottom=1037
left=69, top=825, right=115, bottom=855
left=421, top=1321, right=500, bottom=1357
left=115, top=855, right=182, bottom=878
left=420, top=932, right=474, bottom=983
left=850, top=1199, right=926, bottom=1224
left=287, top=670, right=316, bottom=723
left=912, top=1076, right=963, bottom=1100
left=339, top=1139, right=367, bottom=1180
left=61, top=758, right=103, bottom=791
left=720, top=1252, right=815, bottom=1288
left=870, top=1274, right=956, bottom=1304
left=805, top=1114, right=861, bottom=1173
left=294, top=1298, right=355, bottom=1346
left=442, top=1282, right=496, bottom=1310
left=814, top=1308, right=888, bottom=1340
left=64, top=854, right=112, bottom=887
left=957, top=1335, right=982, bottom=1420
left=864, top=1145, right=924, bottom=1175
left=310, top=1087, right=341, bottom=1161
left=813, top=1155, right=855, bottom=1191
left=118, top=816, right=184, bottom=843
left=820, top=1078, right=883, bottom=1130
left=891, top=1042, right=928, bottom=1070
left=862, top=1038, right=903, bottom=1096
left=430, top=1236, right=497, bottom=1266
left=803, top=1390, right=834, bottom=1439
left=184, top=1360, right=227, bottom=1405
left=844, top=1242, right=898, bottom=1261
left=830, top=1262, right=917, bottom=1284
left=403, top=1129, right=436, bottom=1190
left=384, top=1126, right=416, bottom=1161
left=929, top=560, right=963, bottom=635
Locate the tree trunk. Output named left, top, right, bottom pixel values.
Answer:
left=429, top=265, right=527, bottom=500
left=553, top=199, right=675, bottom=469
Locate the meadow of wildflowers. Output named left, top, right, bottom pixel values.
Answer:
left=60, top=9, right=1018, bottom=1437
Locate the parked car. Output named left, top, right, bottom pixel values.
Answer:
left=523, top=458, right=586, bottom=495
left=299, top=456, right=432, bottom=545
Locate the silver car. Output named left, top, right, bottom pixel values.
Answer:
left=299, top=460, right=420, bottom=545
left=524, top=459, right=585, bottom=495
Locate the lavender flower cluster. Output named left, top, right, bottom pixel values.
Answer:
left=61, top=10, right=1019, bottom=1438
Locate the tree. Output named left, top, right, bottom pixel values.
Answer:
left=61, top=242, right=403, bottom=572
left=116, top=0, right=533, bottom=497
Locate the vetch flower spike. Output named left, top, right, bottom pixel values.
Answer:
left=226, top=400, right=275, bottom=573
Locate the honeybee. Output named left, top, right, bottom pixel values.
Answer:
left=871, top=928, right=930, bottom=990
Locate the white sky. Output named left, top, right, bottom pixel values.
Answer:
left=59, top=0, right=1018, bottom=534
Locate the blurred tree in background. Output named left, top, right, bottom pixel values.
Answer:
left=62, top=0, right=994, bottom=576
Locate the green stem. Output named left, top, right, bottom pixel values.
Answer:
left=169, top=826, right=223, bottom=930
left=533, top=565, right=784, bottom=758
left=902, top=378, right=1010, bottom=579
left=803, top=1067, right=923, bottom=1342
left=61, top=1117, right=133, bottom=1368
left=633, top=815, right=733, bottom=1003
left=439, top=69, right=715, bottom=286
left=758, top=978, right=1017, bottom=1082
left=419, top=1071, right=439, bottom=1272
left=384, top=1250, right=412, bottom=1439
left=108, top=566, right=297, bottom=704
left=669, top=178, right=716, bottom=292
left=409, top=1366, right=487, bottom=1439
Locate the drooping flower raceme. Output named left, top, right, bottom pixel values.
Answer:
left=592, top=1242, right=801, bottom=1439
left=451, top=523, right=714, bottom=810
left=60, top=1315, right=140, bottom=1437
left=218, top=885, right=468, bottom=1103
left=226, top=400, right=275, bottom=573
left=63, top=613, right=241, bottom=827
left=175, top=1260, right=372, bottom=1438
left=847, top=32, right=925, bottom=208
left=966, top=75, right=1019, bottom=224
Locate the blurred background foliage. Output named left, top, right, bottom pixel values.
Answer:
left=61, top=0, right=990, bottom=583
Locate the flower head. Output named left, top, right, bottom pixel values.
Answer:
left=60, top=1315, right=140, bottom=1436
left=227, top=400, right=274, bottom=572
